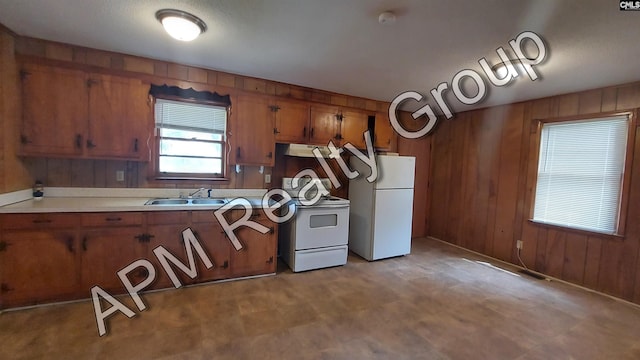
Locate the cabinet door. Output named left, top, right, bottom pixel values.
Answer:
left=79, top=227, right=146, bottom=295
left=146, top=223, right=197, bottom=289
left=229, top=211, right=277, bottom=277
left=374, top=112, right=396, bottom=152
left=274, top=100, right=310, bottom=143
left=191, top=211, right=235, bottom=282
left=87, top=74, right=151, bottom=160
left=0, top=229, right=77, bottom=308
left=340, top=110, right=370, bottom=149
left=231, top=95, right=275, bottom=166
left=309, top=105, right=341, bottom=145
left=20, top=64, right=88, bottom=157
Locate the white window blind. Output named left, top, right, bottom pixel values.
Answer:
left=533, top=115, right=628, bottom=234
left=154, top=99, right=227, bottom=175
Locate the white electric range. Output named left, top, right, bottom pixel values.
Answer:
left=278, top=177, right=350, bottom=272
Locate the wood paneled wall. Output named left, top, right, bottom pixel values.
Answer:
left=0, top=30, right=30, bottom=193
left=21, top=158, right=271, bottom=190
left=428, top=83, right=640, bottom=304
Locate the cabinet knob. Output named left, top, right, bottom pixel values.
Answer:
left=303, top=127, right=307, bottom=137
left=82, top=237, right=87, bottom=251
left=86, top=139, right=96, bottom=148
left=67, top=238, right=75, bottom=253
left=266, top=256, right=274, bottom=264
left=76, top=134, right=83, bottom=149
left=310, top=128, right=314, bottom=138
left=267, top=152, right=273, bottom=158
left=273, top=128, right=280, bottom=134
left=221, top=260, right=229, bottom=269
left=134, top=138, right=139, bottom=152
left=236, top=147, right=241, bottom=159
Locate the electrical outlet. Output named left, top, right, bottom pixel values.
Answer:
left=516, top=240, right=523, bottom=250
left=116, top=170, right=125, bottom=182
left=265, top=174, right=271, bottom=184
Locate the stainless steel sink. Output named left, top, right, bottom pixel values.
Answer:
left=191, top=198, right=226, bottom=205
left=145, top=199, right=189, bottom=205
left=144, top=198, right=227, bottom=206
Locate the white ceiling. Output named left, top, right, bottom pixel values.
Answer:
left=0, top=0, right=639, bottom=113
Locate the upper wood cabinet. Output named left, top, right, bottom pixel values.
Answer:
left=231, top=95, right=275, bottom=166
left=273, top=100, right=310, bottom=144
left=20, top=64, right=88, bottom=157
left=340, top=110, right=370, bottom=149
left=19, top=63, right=151, bottom=161
left=86, top=74, right=150, bottom=160
left=309, top=104, right=342, bottom=145
left=374, top=112, right=396, bottom=152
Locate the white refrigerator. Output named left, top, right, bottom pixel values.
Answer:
left=348, top=155, right=415, bottom=261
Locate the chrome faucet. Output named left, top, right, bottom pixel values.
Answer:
left=188, top=188, right=207, bottom=198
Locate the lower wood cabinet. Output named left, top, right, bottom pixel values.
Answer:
left=0, top=209, right=278, bottom=309
left=0, top=228, right=77, bottom=308
left=229, top=210, right=277, bottom=277
left=190, top=211, right=232, bottom=283
left=79, top=227, right=146, bottom=294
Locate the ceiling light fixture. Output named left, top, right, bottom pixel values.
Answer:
left=156, top=9, right=207, bottom=41
left=378, top=11, right=396, bottom=25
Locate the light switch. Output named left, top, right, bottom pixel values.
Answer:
left=116, top=170, right=125, bottom=182
left=265, top=174, right=271, bottom=184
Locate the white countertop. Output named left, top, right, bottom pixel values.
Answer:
left=0, top=188, right=269, bottom=213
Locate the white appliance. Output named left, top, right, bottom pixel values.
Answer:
left=279, top=177, right=350, bottom=272
left=349, top=155, right=415, bottom=260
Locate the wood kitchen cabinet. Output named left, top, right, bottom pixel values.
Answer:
left=79, top=213, right=146, bottom=294
left=231, top=95, right=275, bottom=166
left=20, top=63, right=88, bottom=157
left=273, top=100, right=311, bottom=144
left=19, top=63, right=151, bottom=161
left=340, top=110, right=370, bottom=149
left=229, top=210, right=277, bottom=277
left=374, top=112, right=396, bottom=152
left=86, top=74, right=151, bottom=160
left=190, top=211, right=232, bottom=282
left=309, top=104, right=342, bottom=145
left=0, top=209, right=278, bottom=309
left=145, top=210, right=231, bottom=289
left=0, top=213, right=78, bottom=308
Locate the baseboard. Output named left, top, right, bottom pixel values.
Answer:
left=424, top=236, right=640, bottom=310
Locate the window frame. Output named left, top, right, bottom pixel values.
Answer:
left=528, top=110, right=636, bottom=238
left=151, top=95, right=230, bottom=181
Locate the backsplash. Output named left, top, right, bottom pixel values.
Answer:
left=22, top=158, right=270, bottom=190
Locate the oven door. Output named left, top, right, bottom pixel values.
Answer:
left=294, top=205, right=349, bottom=250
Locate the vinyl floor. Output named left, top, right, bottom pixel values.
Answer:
left=2, top=237, right=640, bottom=359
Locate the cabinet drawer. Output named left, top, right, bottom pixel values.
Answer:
left=147, top=211, right=189, bottom=225
left=1, top=213, right=77, bottom=230
left=81, top=212, right=143, bottom=227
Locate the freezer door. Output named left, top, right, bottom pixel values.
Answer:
left=372, top=188, right=413, bottom=259
left=376, top=155, right=416, bottom=189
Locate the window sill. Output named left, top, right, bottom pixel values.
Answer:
left=528, top=219, right=624, bottom=240
left=153, top=176, right=231, bottom=183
